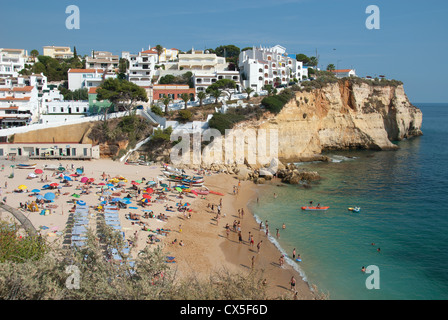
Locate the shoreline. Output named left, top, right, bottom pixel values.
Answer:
left=164, top=173, right=316, bottom=299
left=0, top=158, right=316, bottom=299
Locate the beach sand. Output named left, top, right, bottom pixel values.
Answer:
left=0, top=158, right=315, bottom=300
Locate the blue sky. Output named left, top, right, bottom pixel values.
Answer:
left=1, top=0, right=447, bottom=102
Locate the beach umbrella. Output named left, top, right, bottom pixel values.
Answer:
left=77, top=200, right=86, bottom=206
left=18, top=185, right=27, bottom=190
left=31, top=188, right=40, bottom=194
left=175, top=187, right=182, bottom=193
left=63, top=176, right=72, bottom=181
left=161, top=183, right=168, bottom=188
left=35, top=194, right=44, bottom=200
left=145, top=187, right=154, bottom=194
left=50, top=183, right=59, bottom=187
left=142, top=194, right=151, bottom=199
left=107, top=183, right=114, bottom=187
left=70, top=173, right=78, bottom=177
left=72, top=193, right=81, bottom=198
left=80, top=177, right=88, bottom=183
left=141, top=198, right=149, bottom=203
left=44, top=192, right=55, bottom=201
left=98, top=183, right=105, bottom=186
left=129, top=206, right=138, bottom=209
left=34, top=169, right=43, bottom=174
left=131, top=181, right=140, bottom=185
left=58, top=166, right=65, bottom=172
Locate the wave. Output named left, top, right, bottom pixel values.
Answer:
left=251, top=212, right=310, bottom=284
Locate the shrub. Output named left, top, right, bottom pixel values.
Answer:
left=208, top=113, right=245, bottom=134
left=178, top=109, right=192, bottom=122
left=151, top=105, right=163, bottom=116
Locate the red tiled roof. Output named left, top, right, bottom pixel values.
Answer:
left=332, top=69, right=353, bottom=73
left=12, top=86, right=34, bottom=92
left=141, top=50, right=158, bottom=54
left=88, top=87, right=98, bottom=94
left=68, top=69, right=104, bottom=73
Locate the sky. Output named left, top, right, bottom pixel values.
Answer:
left=1, top=0, right=447, bottom=103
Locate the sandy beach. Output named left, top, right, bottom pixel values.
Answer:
left=0, top=158, right=315, bottom=300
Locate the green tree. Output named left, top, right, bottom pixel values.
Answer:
left=161, top=96, right=172, bottom=115
left=309, top=56, right=318, bottom=68
left=206, top=79, right=236, bottom=101
left=30, top=49, right=39, bottom=58
left=159, top=74, right=175, bottom=84
left=263, top=84, right=274, bottom=96
left=209, top=89, right=222, bottom=104
left=180, top=93, right=190, bottom=109
left=244, top=87, right=254, bottom=101
left=155, top=44, right=164, bottom=63
left=326, top=64, right=336, bottom=71
left=97, top=78, right=148, bottom=114
left=197, top=91, right=207, bottom=107
left=178, top=109, right=192, bottom=122
left=215, top=45, right=240, bottom=60
left=296, top=53, right=310, bottom=65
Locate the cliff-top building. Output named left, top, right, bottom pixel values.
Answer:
left=238, top=45, right=307, bottom=92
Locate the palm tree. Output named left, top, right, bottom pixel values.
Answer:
left=155, top=45, right=164, bottom=63
left=197, top=91, right=206, bottom=107
left=210, top=89, right=222, bottom=104
left=244, top=87, right=254, bottom=101
left=162, top=96, right=172, bottom=115
left=180, top=93, right=190, bottom=109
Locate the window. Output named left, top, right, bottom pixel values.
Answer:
left=72, top=148, right=76, bottom=156
left=83, top=148, right=88, bottom=156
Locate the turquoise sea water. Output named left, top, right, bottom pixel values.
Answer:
left=248, top=103, right=448, bottom=300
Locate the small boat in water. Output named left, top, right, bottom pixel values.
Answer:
left=301, top=206, right=330, bottom=211
left=348, top=207, right=361, bottom=212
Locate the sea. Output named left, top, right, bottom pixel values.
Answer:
left=248, top=103, right=448, bottom=300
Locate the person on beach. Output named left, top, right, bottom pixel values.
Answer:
left=293, top=248, right=296, bottom=259
left=257, top=240, right=262, bottom=253
left=279, top=255, right=284, bottom=267
left=251, top=256, right=255, bottom=269
left=238, top=231, right=243, bottom=244
left=290, top=276, right=296, bottom=291
left=276, top=228, right=280, bottom=239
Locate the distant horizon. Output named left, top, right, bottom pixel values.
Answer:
left=1, top=0, right=447, bottom=103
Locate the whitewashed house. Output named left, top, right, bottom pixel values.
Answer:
left=0, top=48, right=29, bottom=78
left=122, top=49, right=157, bottom=87
left=86, top=51, right=119, bottom=71
left=67, top=68, right=117, bottom=91
left=331, top=69, right=357, bottom=78
left=42, top=46, right=74, bottom=59
left=0, top=85, right=40, bottom=128
left=238, top=45, right=306, bottom=92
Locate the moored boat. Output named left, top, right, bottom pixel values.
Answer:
left=17, top=163, right=37, bottom=169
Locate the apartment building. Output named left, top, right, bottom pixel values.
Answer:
left=178, top=50, right=227, bottom=73
left=238, top=45, right=306, bottom=92
left=67, top=68, right=116, bottom=91
left=121, top=49, right=157, bottom=87
left=43, top=46, right=74, bottom=59
left=86, top=51, right=119, bottom=71
left=0, top=48, right=29, bottom=78
left=0, top=86, right=39, bottom=128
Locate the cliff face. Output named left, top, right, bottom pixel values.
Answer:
left=202, top=80, right=423, bottom=166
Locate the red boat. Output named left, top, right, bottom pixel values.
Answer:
left=301, top=206, right=330, bottom=211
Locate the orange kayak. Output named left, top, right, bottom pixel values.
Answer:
left=301, top=206, right=330, bottom=211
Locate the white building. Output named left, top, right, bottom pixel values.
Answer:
left=149, top=46, right=179, bottom=63
left=0, top=85, right=40, bottom=128
left=0, top=48, right=29, bottom=78
left=178, top=50, right=227, bottom=73
left=67, top=68, right=117, bottom=91
left=331, top=69, right=357, bottom=78
left=122, top=49, right=157, bottom=87
left=238, top=45, right=306, bottom=92
left=42, top=46, right=74, bottom=59
left=193, top=70, right=241, bottom=93
left=86, top=51, right=119, bottom=71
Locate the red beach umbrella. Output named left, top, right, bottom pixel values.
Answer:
left=142, top=194, right=152, bottom=199
left=50, top=183, right=59, bottom=187
left=34, top=169, right=43, bottom=174
left=145, top=187, right=154, bottom=194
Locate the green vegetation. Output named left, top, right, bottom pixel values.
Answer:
left=151, top=105, right=164, bottom=116
left=261, top=88, right=295, bottom=114
left=0, top=221, right=48, bottom=263
left=19, top=55, right=84, bottom=81
left=96, top=78, right=148, bottom=114
left=158, top=72, right=194, bottom=88
left=88, top=114, right=153, bottom=151
left=151, top=126, right=173, bottom=143
left=57, top=86, right=88, bottom=101
left=178, top=109, right=192, bottom=122
left=208, top=113, right=246, bottom=134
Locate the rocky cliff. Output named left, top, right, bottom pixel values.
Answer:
left=200, top=79, right=423, bottom=167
